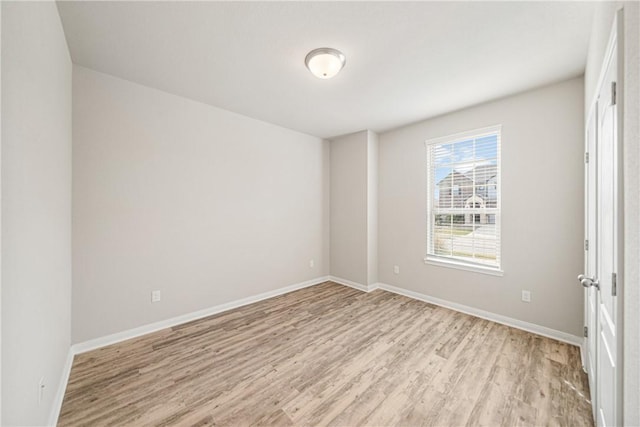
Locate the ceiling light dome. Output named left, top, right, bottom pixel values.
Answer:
left=305, top=47, right=346, bottom=79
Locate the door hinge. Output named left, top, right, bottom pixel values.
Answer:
left=611, top=81, right=617, bottom=105
left=612, top=272, right=617, bottom=296
left=584, top=326, right=588, bottom=338
left=585, top=239, right=589, bottom=251
left=585, top=152, right=589, bottom=164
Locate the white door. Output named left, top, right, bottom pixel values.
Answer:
left=595, top=40, right=619, bottom=427
left=581, top=11, right=623, bottom=427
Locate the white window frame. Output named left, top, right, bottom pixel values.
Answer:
left=424, top=125, right=503, bottom=276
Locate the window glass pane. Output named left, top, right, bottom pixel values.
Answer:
left=453, top=139, right=473, bottom=163
left=434, top=215, right=453, bottom=256
left=435, top=167, right=452, bottom=185
left=433, top=144, right=453, bottom=165
left=472, top=223, right=498, bottom=265
left=475, top=135, right=498, bottom=161
left=435, top=167, right=452, bottom=208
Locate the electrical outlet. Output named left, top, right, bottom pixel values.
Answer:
left=38, top=377, right=45, bottom=405
left=309, top=259, right=315, bottom=268
left=151, top=290, right=161, bottom=303
left=521, top=290, right=531, bottom=303
left=393, top=265, right=400, bottom=274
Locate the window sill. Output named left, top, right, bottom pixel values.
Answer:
left=423, top=256, right=504, bottom=276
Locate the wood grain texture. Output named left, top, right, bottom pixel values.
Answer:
left=58, top=282, right=593, bottom=426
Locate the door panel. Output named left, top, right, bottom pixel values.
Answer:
left=595, top=32, right=618, bottom=427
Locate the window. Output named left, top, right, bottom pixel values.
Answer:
left=425, top=125, right=501, bottom=273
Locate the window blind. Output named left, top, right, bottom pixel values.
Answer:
left=426, top=126, right=501, bottom=270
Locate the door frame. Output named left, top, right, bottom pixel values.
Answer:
left=584, top=103, right=598, bottom=422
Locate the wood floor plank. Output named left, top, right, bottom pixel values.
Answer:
left=58, top=281, right=593, bottom=426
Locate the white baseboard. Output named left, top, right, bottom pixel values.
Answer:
left=48, top=348, right=75, bottom=426
left=369, top=282, right=582, bottom=347
left=72, top=275, right=330, bottom=355
left=328, top=275, right=378, bottom=292
left=328, top=275, right=368, bottom=292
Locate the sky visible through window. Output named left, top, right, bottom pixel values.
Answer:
left=433, top=134, right=498, bottom=201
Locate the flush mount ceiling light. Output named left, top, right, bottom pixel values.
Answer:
left=304, top=47, right=346, bottom=79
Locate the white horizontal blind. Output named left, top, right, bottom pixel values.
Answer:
left=426, top=126, right=501, bottom=270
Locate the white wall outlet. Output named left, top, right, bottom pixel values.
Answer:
left=38, top=377, right=45, bottom=404
left=151, top=290, right=161, bottom=303
left=393, top=265, right=400, bottom=274
left=309, top=259, right=315, bottom=268
left=521, top=290, right=531, bottom=303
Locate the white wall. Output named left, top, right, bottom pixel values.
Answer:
left=0, top=3, right=4, bottom=423
left=330, top=131, right=368, bottom=285
left=72, top=66, right=329, bottom=343
left=1, top=2, right=72, bottom=425
left=379, top=77, right=585, bottom=337
left=585, top=2, right=640, bottom=424
left=367, top=131, right=379, bottom=285
left=330, top=130, right=379, bottom=286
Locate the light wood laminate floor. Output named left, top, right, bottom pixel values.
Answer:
left=59, top=282, right=593, bottom=426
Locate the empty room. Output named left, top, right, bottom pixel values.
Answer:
left=1, top=1, right=639, bottom=426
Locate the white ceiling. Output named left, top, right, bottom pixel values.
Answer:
left=56, top=1, right=595, bottom=139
